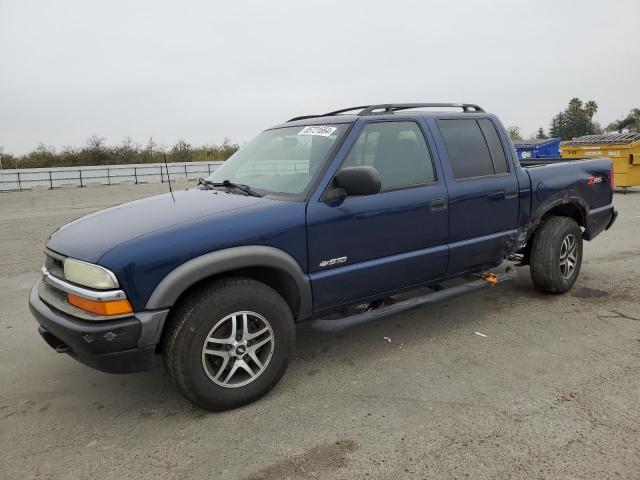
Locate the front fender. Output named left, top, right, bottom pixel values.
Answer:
left=145, top=245, right=312, bottom=319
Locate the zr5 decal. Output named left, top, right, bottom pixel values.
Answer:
left=587, top=175, right=603, bottom=185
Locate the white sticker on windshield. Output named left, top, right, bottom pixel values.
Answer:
left=298, top=125, right=337, bottom=137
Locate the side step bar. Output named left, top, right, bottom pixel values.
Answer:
left=311, top=267, right=517, bottom=332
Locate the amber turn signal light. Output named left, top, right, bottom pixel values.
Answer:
left=67, top=294, right=133, bottom=316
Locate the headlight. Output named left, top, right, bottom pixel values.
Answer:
left=63, top=258, right=119, bottom=290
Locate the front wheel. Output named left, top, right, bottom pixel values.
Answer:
left=162, top=278, right=295, bottom=411
left=529, top=216, right=583, bottom=294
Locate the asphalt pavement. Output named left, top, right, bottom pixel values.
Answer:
left=1, top=183, right=638, bottom=479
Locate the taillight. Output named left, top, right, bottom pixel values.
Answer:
left=610, top=162, right=615, bottom=189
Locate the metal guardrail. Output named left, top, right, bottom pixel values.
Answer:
left=0, top=162, right=223, bottom=192
left=0, top=160, right=312, bottom=192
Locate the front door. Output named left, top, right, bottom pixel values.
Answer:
left=306, top=119, right=449, bottom=311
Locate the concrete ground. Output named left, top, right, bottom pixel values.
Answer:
left=1, top=184, right=639, bottom=480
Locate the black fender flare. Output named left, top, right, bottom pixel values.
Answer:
left=145, top=246, right=312, bottom=320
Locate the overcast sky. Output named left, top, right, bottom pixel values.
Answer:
left=1, top=0, right=639, bottom=154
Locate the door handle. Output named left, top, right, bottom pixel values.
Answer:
left=431, top=197, right=448, bottom=211
left=505, top=188, right=519, bottom=199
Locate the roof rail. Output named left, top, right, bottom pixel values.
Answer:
left=358, top=103, right=485, bottom=115
left=287, top=103, right=484, bottom=122
left=287, top=106, right=370, bottom=122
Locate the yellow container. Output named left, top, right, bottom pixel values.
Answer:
left=561, top=133, right=640, bottom=192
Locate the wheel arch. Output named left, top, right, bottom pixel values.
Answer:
left=145, top=246, right=312, bottom=321
left=520, top=198, right=587, bottom=265
left=527, top=198, right=588, bottom=242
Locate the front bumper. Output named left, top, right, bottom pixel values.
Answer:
left=29, top=281, right=168, bottom=374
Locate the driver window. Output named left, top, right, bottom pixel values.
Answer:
left=341, top=122, right=435, bottom=189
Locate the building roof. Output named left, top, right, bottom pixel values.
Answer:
left=512, top=138, right=560, bottom=149
left=562, top=133, right=640, bottom=146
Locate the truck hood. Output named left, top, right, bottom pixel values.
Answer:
left=46, top=188, right=267, bottom=263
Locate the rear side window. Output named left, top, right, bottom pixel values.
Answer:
left=437, top=119, right=508, bottom=179
left=341, top=121, right=435, bottom=189
left=478, top=119, right=508, bottom=174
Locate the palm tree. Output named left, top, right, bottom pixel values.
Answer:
left=584, top=100, right=598, bottom=120
left=568, top=98, right=583, bottom=112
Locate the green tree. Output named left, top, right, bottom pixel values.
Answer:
left=141, top=137, right=158, bottom=163
left=1, top=137, right=239, bottom=169
left=171, top=138, right=192, bottom=162
left=549, top=98, right=598, bottom=140
left=607, top=108, right=640, bottom=133
left=591, top=121, right=604, bottom=135
left=115, top=136, right=139, bottom=164
left=86, top=135, right=108, bottom=165
left=0, top=146, right=15, bottom=171
left=507, top=126, right=523, bottom=140
left=536, top=127, right=547, bottom=139
left=630, top=109, right=640, bottom=132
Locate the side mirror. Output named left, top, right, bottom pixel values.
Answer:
left=333, top=166, right=381, bottom=197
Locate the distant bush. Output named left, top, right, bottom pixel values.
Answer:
left=0, top=136, right=240, bottom=169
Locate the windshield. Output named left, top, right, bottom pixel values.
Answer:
left=207, top=124, right=350, bottom=196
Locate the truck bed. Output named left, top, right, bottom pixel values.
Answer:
left=521, top=156, right=614, bottom=241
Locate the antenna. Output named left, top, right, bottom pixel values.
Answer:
left=163, top=151, right=175, bottom=202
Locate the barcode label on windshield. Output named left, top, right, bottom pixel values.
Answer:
left=298, top=126, right=337, bottom=137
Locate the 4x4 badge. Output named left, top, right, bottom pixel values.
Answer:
left=319, top=256, right=347, bottom=268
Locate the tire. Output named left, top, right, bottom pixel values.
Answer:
left=529, top=216, right=583, bottom=294
left=162, top=277, right=295, bottom=411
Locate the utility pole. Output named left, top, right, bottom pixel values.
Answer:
left=0, top=147, right=3, bottom=193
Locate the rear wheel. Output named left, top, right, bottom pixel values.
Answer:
left=162, top=277, right=295, bottom=411
left=529, top=216, right=583, bottom=293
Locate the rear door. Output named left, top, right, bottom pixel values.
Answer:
left=306, top=119, right=449, bottom=310
left=434, top=117, right=520, bottom=272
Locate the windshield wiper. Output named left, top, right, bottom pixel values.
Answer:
left=197, top=178, right=263, bottom=197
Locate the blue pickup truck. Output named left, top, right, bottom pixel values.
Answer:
left=29, top=103, right=617, bottom=410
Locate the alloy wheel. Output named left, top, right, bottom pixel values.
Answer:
left=201, top=311, right=274, bottom=388
left=559, top=233, right=578, bottom=280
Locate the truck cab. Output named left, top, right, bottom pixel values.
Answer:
left=300, top=106, right=525, bottom=309
left=29, top=103, right=617, bottom=411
